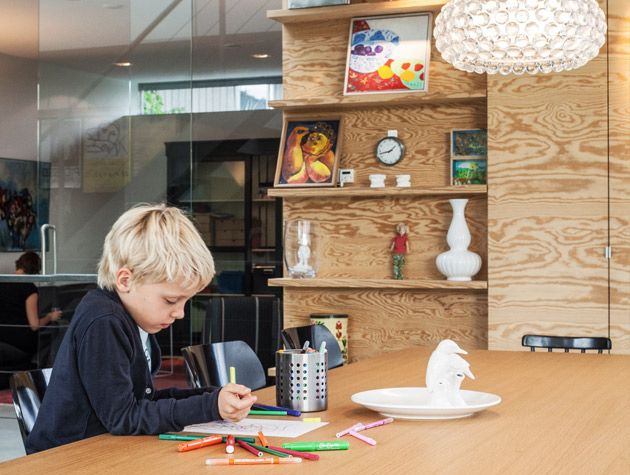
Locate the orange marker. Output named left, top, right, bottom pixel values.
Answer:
left=225, top=435, right=235, bottom=454
left=177, top=434, right=223, bottom=452
left=258, top=431, right=268, bottom=447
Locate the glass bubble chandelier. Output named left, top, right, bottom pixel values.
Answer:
left=434, top=0, right=607, bottom=75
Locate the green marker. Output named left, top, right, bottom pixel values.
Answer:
left=248, top=410, right=288, bottom=416
left=158, top=434, right=256, bottom=443
left=281, top=440, right=350, bottom=451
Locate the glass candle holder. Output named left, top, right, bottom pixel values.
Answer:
left=284, top=220, right=320, bottom=278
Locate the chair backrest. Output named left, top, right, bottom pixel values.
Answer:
left=9, top=368, right=53, bottom=445
left=181, top=341, right=267, bottom=390
left=522, top=334, right=612, bottom=353
left=203, top=295, right=282, bottom=374
left=281, top=324, right=344, bottom=369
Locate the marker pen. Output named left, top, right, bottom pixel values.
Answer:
left=349, top=430, right=377, bottom=446
left=177, top=434, right=223, bottom=452
left=225, top=435, right=235, bottom=454
left=281, top=440, right=350, bottom=451
left=206, top=457, right=302, bottom=465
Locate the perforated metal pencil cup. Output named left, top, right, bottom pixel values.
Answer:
left=276, top=349, right=328, bottom=412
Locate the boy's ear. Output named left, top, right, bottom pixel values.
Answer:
left=115, top=267, right=133, bottom=293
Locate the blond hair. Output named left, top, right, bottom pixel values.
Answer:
left=98, top=203, right=215, bottom=291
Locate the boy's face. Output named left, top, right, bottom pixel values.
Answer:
left=115, top=269, right=198, bottom=334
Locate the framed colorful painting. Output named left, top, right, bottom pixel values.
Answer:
left=0, top=158, right=51, bottom=251
left=451, top=159, right=487, bottom=186
left=450, top=129, right=488, bottom=159
left=274, top=117, right=342, bottom=188
left=344, top=13, right=432, bottom=95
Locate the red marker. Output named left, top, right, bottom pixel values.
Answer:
left=177, top=434, right=223, bottom=452
left=225, top=435, right=235, bottom=454
left=237, top=439, right=263, bottom=457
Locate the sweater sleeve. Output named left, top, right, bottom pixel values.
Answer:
left=77, top=317, right=222, bottom=435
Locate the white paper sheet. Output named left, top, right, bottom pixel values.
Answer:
left=183, top=418, right=328, bottom=438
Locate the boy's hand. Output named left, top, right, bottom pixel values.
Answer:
left=218, top=384, right=257, bottom=422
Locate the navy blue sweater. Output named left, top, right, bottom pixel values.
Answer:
left=27, top=289, right=221, bottom=453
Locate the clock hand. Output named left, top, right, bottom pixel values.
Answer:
left=381, top=146, right=396, bottom=154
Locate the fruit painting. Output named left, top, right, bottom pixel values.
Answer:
left=275, top=118, right=342, bottom=188
left=344, top=13, right=432, bottom=95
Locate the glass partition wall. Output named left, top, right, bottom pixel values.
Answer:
left=32, top=0, right=283, bottom=352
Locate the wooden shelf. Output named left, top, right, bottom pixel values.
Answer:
left=268, top=185, right=486, bottom=199
left=269, top=278, right=487, bottom=290
left=269, top=92, right=486, bottom=112
left=268, top=0, right=447, bottom=24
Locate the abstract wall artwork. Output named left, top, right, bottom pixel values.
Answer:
left=344, top=13, right=433, bottom=94
left=0, top=158, right=50, bottom=251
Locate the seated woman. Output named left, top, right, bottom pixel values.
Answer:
left=0, top=252, right=63, bottom=365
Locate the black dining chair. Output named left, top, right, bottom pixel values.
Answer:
left=181, top=341, right=267, bottom=390
left=522, top=334, right=612, bottom=353
left=281, top=324, right=344, bottom=369
left=9, top=367, right=53, bottom=446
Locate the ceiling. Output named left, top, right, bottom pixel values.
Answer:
left=0, top=0, right=283, bottom=82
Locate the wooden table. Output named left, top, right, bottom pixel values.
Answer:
left=2, top=348, right=629, bottom=474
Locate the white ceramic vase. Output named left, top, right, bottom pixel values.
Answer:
left=436, top=199, right=481, bottom=281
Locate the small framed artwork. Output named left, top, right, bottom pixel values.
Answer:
left=451, top=159, right=487, bottom=186
left=450, top=128, right=488, bottom=159
left=274, top=117, right=343, bottom=188
left=288, top=0, right=349, bottom=8
left=344, top=13, right=432, bottom=95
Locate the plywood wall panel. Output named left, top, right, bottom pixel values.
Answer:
left=283, top=288, right=487, bottom=362
left=284, top=195, right=486, bottom=280
left=609, top=0, right=630, bottom=354
left=487, top=55, right=610, bottom=351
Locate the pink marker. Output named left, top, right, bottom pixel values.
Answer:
left=349, top=430, right=377, bottom=446
left=356, top=417, right=394, bottom=432
left=336, top=422, right=363, bottom=438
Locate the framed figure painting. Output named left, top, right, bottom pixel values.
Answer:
left=344, top=13, right=433, bottom=95
left=274, top=118, right=342, bottom=187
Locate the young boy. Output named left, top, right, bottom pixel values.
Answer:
left=27, top=204, right=256, bottom=453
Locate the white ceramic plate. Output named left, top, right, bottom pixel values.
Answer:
left=351, top=387, right=501, bottom=420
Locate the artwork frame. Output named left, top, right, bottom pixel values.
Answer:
left=274, top=117, right=343, bottom=188
left=344, top=12, right=433, bottom=95
left=451, top=159, right=487, bottom=186
left=450, top=128, right=488, bottom=159
left=0, top=158, right=51, bottom=251
left=288, top=0, right=349, bottom=9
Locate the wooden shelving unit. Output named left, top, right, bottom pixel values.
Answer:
left=269, top=92, right=486, bottom=111
left=269, top=278, right=487, bottom=290
left=271, top=0, right=489, bottom=361
left=268, top=0, right=447, bottom=24
left=269, top=185, right=486, bottom=199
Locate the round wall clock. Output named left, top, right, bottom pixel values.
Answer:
left=375, top=136, right=405, bottom=166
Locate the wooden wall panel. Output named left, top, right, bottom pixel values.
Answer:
left=284, top=195, right=486, bottom=280
left=487, top=55, right=610, bottom=350
left=282, top=17, right=486, bottom=101
left=283, top=288, right=487, bottom=362
left=609, top=0, right=630, bottom=354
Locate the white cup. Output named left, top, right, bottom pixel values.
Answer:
left=369, top=174, right=386, bottom=188
left=396, top=174, right=411, bottom=187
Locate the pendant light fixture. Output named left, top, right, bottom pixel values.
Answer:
left=434, top=0, right=607, bottom=75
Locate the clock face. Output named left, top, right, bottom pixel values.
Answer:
left=376, top=137, right=404, bottom=166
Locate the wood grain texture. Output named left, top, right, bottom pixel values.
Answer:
left=268, top=185, right=487, bottom=198
left=609, top=0, right=630, bottom=354
left=271, top=0, right=447, bottom=23
left=6, top=349, right=630, bottom=474
left=282, top=289, right=488, bottom=361
left=487, top=53, right=610, bottom=351
left=283, top=195, right=487, bottom=280
left=269, top=277, right=487, bottom=289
